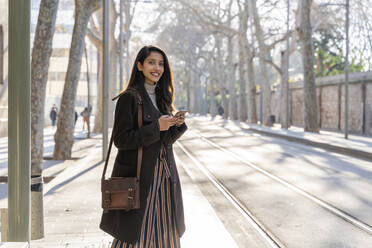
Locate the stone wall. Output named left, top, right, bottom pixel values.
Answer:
left=278, top=72, right=372, bottom=135
left=366, top=83, right=372, bottom=134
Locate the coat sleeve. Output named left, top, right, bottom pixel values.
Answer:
left=166, top=123, right=188, bottom=144
left=113, top=92, right=160, bottom=150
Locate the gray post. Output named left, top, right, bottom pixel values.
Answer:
left=344, top=0, right=350, bottom=139
left=285, top=0, right=290, bottom=129
left=102, top=0, right=109, bottom=159
left=8, top=0, right=31, bottom=241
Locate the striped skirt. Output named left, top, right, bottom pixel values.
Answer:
left=111, top=149, right=181, bottom=248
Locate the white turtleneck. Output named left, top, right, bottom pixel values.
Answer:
left=144, top=83, right=158, bottom=110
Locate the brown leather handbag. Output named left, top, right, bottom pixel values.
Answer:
left=101, top=91, right=143, bottom=213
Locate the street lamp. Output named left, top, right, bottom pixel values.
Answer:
left=320, top=1, right=350, bottom=139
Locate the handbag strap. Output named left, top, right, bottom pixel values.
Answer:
left=101, top=90, right=143, bottom=180
left=135, top=91, right=143, bottom=179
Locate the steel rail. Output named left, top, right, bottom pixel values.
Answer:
left=191, top=132, right=372, bottom=236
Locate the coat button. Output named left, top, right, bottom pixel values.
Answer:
left=146, top=114, right=151, bottom=119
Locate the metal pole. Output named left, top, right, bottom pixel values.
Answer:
left=8, top=0, right=31, bottom=241
left=119, top=0, right=124, bottom=90
left=285, top=0, right=290, bottom=129
left=344, top=0, right=349, bottom=139
left=102, top=0, right=109, bottom=159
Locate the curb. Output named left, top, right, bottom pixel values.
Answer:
left=0, top=242, right=28, bottom=248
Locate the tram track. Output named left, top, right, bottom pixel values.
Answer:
left=176, top=131, right=372, bottom=247
left=176, top=141, right=285, bottom=248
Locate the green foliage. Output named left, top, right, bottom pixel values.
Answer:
left=313, top=30, right=364, bottom=77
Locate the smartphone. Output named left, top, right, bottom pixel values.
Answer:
left=174, top=110, right=188, bottom=117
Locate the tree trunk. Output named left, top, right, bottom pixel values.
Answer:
left=186, top=70, right=191, bottom=112
left=298, top=0, right=319, bottom=132
left=211, top=60, right=219, bottom=117
left=53, top=0, right=101, bottom=159
left=227, top=36, right=238, bottom=120
left=201, top=77, right=208, bottom=114
left=249, top=0, right=272, bottom=126
left=192, top=71, right=200, bottom=113
left=188, top=67, right=196, bottom=113
left=279, top=51, right=288, bottom=128
left=31, top=0, right=59, bottom=175
left=243, top=10, right=257, bottom=124
left=238, top=37, right=247, bottom=122
left=210, top=87, right=218, bottom=117
left=247, top=55, right=258, bottom=123
left=93, top=49, right=103, bottom=133
left=195, top=73, right=203, bottom=114
left=238, top=9, right=247, bottom=122
left=216, top=37, right=228, bottom=118
left=280, top=14, right=298, bottom=129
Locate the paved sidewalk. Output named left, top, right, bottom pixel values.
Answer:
left=0, top=120, right=97, bottom=210
left=0, top=117, right=240, bottom=247
left=244, top=123, right=372, bottom=160
left=191, top=115, right=372, bottom=161
left=28, top=139, right=238, bottom=247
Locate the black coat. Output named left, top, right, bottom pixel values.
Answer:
left=99, top=84, right=187, bottom=243
left=50, top=109, right=57, bottom=121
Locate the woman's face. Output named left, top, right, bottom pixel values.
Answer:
left=137, top=51, right=164, bottom=85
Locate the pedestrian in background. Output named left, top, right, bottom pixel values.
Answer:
left=100, top=45, right=187, bottom=247
left=74, top=110, right=78, bottom=126
left=49, top=104, right=57, bottom=126
left=80, top=107, right=90, bottom=131
left=218, top=104, right=224, bottom=116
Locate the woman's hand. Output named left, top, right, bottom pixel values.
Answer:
left=158, top=115, right=176, bottom=131
left=175, top=115, right=185, bottom=126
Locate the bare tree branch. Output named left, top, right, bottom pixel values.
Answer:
left=86, top=27, right=102, bottom=48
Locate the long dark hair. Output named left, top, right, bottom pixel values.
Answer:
left=125, top=45, right=175, bottom=114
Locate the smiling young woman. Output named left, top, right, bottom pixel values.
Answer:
left=100, top=45, right=187, bottom=248
left=137, top=51, right=164, bottom=85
